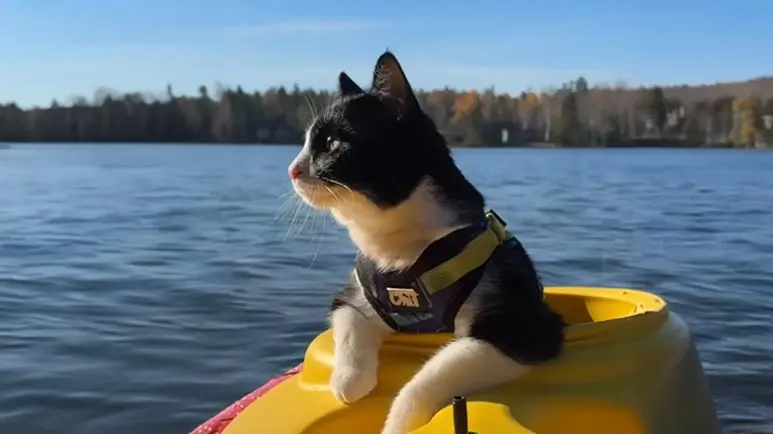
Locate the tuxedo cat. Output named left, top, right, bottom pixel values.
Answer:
left=288, top=50, right=566, bottom=434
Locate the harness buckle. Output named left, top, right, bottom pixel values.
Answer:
left=485, top=209, right=509, bottom=242
left=485, top=209, right=506, bottom=226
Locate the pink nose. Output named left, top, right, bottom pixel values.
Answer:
left=288, top=165, right=302, bottom=180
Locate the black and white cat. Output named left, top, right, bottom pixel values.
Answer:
left=288, top=51, right=566, bottom=434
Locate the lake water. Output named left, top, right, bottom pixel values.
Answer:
left=1, top=144, right=772, bottom=434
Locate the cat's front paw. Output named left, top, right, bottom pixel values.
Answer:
left=380, top=385, right=435, bottom=434
left=329, top=361, right=378, bottom=404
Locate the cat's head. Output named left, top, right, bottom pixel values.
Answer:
left=288, top=51, right=484, bottom=260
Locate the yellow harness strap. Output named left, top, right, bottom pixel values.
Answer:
left=419, top=211, right=513, bottom=295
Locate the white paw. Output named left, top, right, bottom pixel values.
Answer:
left=380, top=386, right=431, bottom=434
left=329, top=361, right=378, bottom=404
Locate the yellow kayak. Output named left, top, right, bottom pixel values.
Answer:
left=193, top=287, right=720, bottom=434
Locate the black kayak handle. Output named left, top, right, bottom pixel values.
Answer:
left=452, top=396, right=477, bottom=434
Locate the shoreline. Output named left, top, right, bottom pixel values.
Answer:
left=1, top=141, right=762, bottom=149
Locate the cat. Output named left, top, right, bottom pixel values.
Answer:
left=288, top=50, right=566, bottom=434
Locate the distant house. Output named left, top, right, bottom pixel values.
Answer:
left=638, top=106, right=687, bottom=143
left=757, top=114, right=773, bottom=149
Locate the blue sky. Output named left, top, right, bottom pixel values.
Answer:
left=1, top=0, right=771, bottom=107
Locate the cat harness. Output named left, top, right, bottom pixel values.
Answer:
left=355, top=210, right=515, bottom=333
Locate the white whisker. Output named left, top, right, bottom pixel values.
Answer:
left=321, top=177, right=355, bottom=195
left=309, top=204, right=328, bottom=269
left=283, top=194, right=304, bottom=241
left=274, top=189, right=299, bottom=223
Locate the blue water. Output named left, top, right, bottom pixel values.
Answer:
left=1, top=144, right=772, bottom=434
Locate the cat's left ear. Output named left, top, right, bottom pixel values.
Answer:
left=371, top=50, right=419, bottom=116
left=338, top=72, right=364, bottom=97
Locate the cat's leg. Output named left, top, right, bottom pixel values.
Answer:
left=379, top=337, right=527, bottom=434
left=329, top=304, right=392, bottom=403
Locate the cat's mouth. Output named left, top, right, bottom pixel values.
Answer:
left=292, top=177, right=352, bottom=210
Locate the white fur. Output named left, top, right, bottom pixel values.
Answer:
left=328, top=271, right=393, bottom=403
left=327, top=287, right=528, bottom=434
left=291, top=135, right=529, bottom=433
left=330, top=178, right=462, bottom=270
left=329, top=309, right=390, bottom=402
left=380, top=338, right=528, bottom=434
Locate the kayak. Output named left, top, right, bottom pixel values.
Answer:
left=192, top=286, right=720, bottom=434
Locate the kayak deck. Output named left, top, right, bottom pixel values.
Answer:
left=195, top=287, right=720, bottom=434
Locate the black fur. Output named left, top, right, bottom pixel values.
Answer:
left=318, top=51, right=566, bottom=365
left=468, top=237, right=566, bottom=365
left=304, top=51, right=484, bottom=221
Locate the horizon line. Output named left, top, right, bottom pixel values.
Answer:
left=4, top=73, right=773, bottom=110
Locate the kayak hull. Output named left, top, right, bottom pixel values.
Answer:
left=194, top=287, right=720, bottom=434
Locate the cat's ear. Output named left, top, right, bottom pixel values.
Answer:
left=371, top=50, right=419, bottom=116
left=338, top=72, right=364, bottom=97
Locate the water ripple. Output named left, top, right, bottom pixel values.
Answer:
left=1, top=145, right=772, bottom=433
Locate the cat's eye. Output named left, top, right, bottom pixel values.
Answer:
left=326, top=136, right=341, bottom=151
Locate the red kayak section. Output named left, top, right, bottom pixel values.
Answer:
left=191, top=363, right=304, bottom=434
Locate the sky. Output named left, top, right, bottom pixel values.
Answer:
left=1, top=0, right=772, bottom=107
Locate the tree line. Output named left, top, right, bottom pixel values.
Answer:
left=2, top=76, right=773, bottom=148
